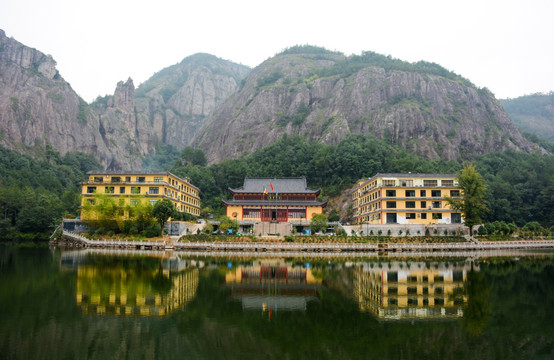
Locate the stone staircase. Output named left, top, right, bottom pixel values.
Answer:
left=253, top=222, right=292, bottom=237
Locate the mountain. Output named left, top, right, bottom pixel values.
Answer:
left=0, top=34, right=543, bottom=170
left=0, top=29, right=117, bottom=165
left=500, top=93, right=554, bottom=143
left=194, top=46, right=542, bottom=164
left=0, top=29, right=250, bottom=168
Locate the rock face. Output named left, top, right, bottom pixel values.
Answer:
left=194, top=50, right=542, bottom=164
left=0, top=29, right=114, bottom=165
left=0, top=30, right=250, bottom=168
left=0, top=33, right=542, bottom=169
left=133, top=53, right=250, bottom=150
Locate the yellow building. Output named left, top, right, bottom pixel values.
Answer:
left=353, top=261, right=471, bottom=320
left=80, top=171, right=201, bottom=219
left=222, top=177, right=327, bottom=223
left=74, top=258, right=199, bottom=316
left=351, top=173, right=462, bottom=225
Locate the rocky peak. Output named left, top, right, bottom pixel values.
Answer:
left=0, top=29, right=58, bottom=80
left=108, top=77, right=134, bottom=111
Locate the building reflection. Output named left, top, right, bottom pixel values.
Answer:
left=225, top=259, right=323, bottom=313
left=61, top=252, right=198, bottom=316
left=353, top=261, right=477, bottom=320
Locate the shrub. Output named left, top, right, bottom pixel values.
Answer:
left=144, top=224, right=161, bottom=238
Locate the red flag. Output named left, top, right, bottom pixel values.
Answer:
left=270, top=181, right=274, bottom=191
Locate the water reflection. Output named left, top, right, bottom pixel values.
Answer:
left=60, top=251, right=199, bottom=316
left=225, top=259, right=322, bottom=313
left=353, top=261, right=477, bottom=320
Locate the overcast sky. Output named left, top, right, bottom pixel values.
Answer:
left=1, top=0, right=552, bottom=102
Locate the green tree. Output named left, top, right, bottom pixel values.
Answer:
left=310, top=213, right=328, bottom=234
left=218, top=216, right=239, bottom=234
left=152, top=199, right=176, bottom=237
left=327, top=208, right=340, bottom=222
left=445, top=164, right=488, bottom=237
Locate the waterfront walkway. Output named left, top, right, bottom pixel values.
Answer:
left=56, top=230, right=554, bottom=253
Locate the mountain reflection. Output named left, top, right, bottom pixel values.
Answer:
left=353, top=260, right=477, bottom=320
left=61, top=251, right=199, bottom=316
left=224, top=259, right=322, bottom=313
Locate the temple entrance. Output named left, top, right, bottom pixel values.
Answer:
left=262, top=209, right=288, bottom=222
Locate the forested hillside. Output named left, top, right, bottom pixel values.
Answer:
left=500, top=92, right=554, bottom=143
left=0, top=146, right=101, bottom=240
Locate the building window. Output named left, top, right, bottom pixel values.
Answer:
left=432, top=201, right=442, bottom=208
left=421, top=213, right=427, bottom=219
left=111, top=176, right=121, bottom=182
left=407, top=213, right=416, bottom=219
left=105, top=186, right=114, bottom=194
left=408, top=298, right=418, bottom=306
left=149, top=187, right=159, bottom=194
left=131, top=187, right=141, bottom=194
left=125, top=176, right=131, bottom=182
left=424, top=180, right=438, bottom=187
left=386, top=201, right=396, bottom=209
left=87, top=199, right=95, bottom=205
left=420, top=190, right=426, bottom=197
left=120, top=187, right=125, bottom=194
left=435, top=298, right=445, bottom=305
left=386, top=190, right=396, bottom=197
left=405, top=190, right=415, bottom=197
left=442, top=180, right=454, bottom=187
left=388, top=299, right=398, bottom=306
left=432, top=213, right=442, bottom=219
left=87, top=186, right=96, bottom=194
left=406, top=201, right=416, bottom=208
left=450, top=190, right=460, bottom=197
left=383, top=180, right=395, bottom=186
left=407, top=287, right=417, bottom=295
left=400, top=180, right=413, bottom=187
left=93, top=176, right=103, bottom=182
left=130, top=199, right=139, bottom=206
left=421, top=201, right=427, bottom=208
left=388, top=287, right=398, bottom=294
left=431, top=190, right=441, bottom=197
left=154, top=177, right=163, bottom=183
left=150, top=199, right=158, bottom=206
left=387, top=272, right=398, bottom=282
left=136, top=177, right=145, bottom=183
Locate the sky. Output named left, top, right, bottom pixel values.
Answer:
left=1, top=0, right=552, bottom=102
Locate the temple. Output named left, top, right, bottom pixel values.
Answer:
left=222, top=177, right=328, bottom=234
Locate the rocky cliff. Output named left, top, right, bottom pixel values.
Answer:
left=0, top=30, right=250, bottom=168
left=132, top=53, right=250, bottom=150
left=0, top=29, right=114, bottom=165
left=194, top=48, right=542, bottom=164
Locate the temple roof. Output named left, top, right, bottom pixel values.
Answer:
left=222, top=199, right=328, bottom=207
left=229, top=177, right=320, bottom=194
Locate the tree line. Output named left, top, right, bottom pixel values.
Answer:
left=0, top=146, right=101, bottom=240
left=1, top=131, right=552, bottom=240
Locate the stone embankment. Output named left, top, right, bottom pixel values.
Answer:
left=53, top=231, right=166, bottom=250
left=53, top=230, right=554, bottom=253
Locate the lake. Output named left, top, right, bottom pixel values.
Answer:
left=1, top=245, right=553, bottom=359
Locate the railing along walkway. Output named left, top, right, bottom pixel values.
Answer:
left=60, top=231, right=166, bottom=249
left=174, top=240, right=554, bottom=252
left=58, top=231, right=554, bottom=252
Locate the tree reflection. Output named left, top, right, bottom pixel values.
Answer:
left=462, top=262, right=491, bottom=335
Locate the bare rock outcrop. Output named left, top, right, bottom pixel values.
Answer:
left=194, top=50, right=543, bottom=164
